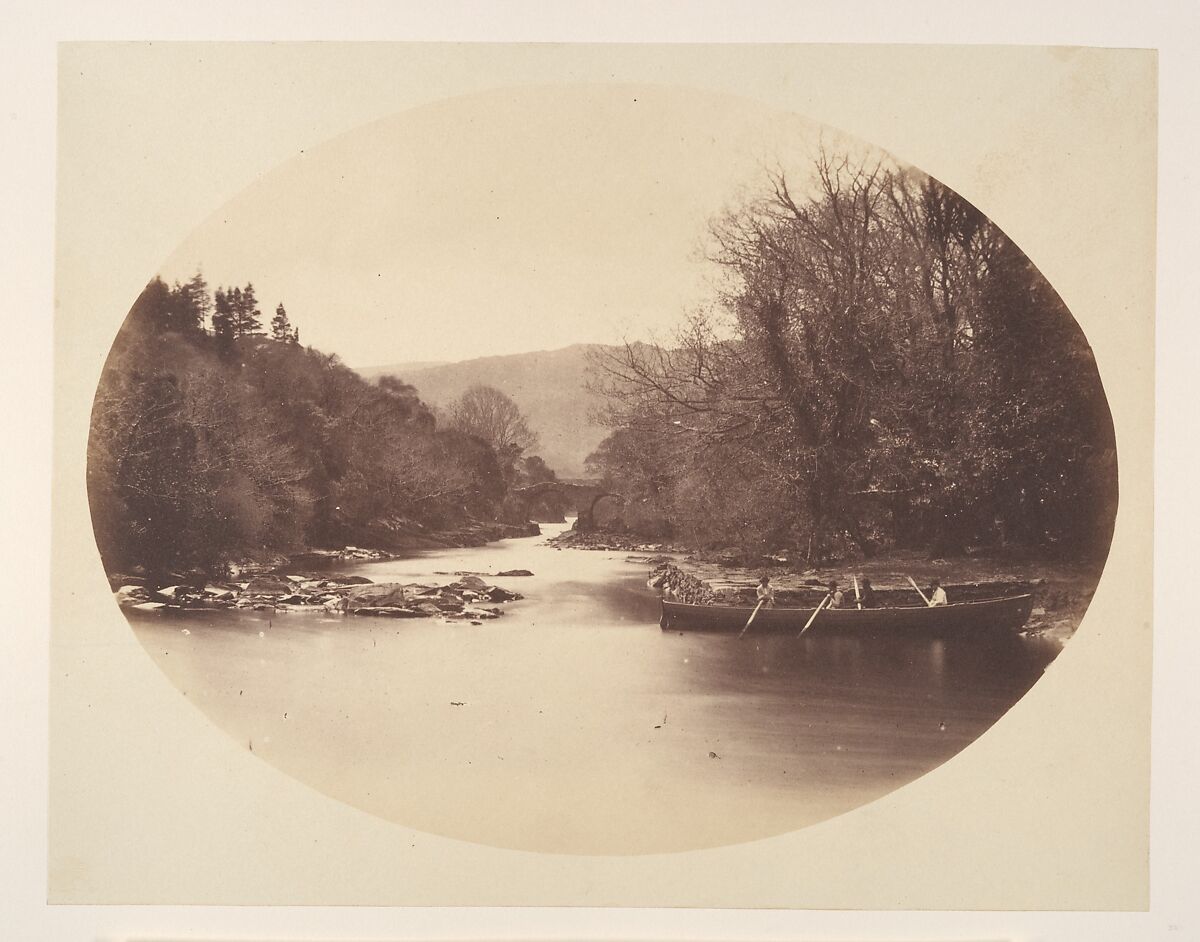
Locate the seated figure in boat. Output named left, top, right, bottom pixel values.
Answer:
left=929, top=579, right=948, bottom=606
left=858, top=577, right=879, bottom=608
left=826, top=580, right=845, bottom=609
left=755, top=576, right=776, bottom=608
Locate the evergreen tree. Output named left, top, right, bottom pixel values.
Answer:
left=271, top=303, right=296, bottom=343
left=175, top=271, right=211, bottom=334
left=231, top=282, right=263, bottom=337
left=212, top=288, right=235, bottom=357
left=128, top=277, right=175, bottom=335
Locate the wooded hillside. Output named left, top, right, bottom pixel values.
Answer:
left=88, top=276, right=549, bottom=580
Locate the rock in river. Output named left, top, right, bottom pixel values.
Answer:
left=343, top=583, right=414, bottom=612
left=244, top=574, right=295, bottom=596
left=115, top=585, right=151, bottom=606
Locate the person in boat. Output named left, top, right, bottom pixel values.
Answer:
left=826, top=580, right=845, bottom=609
left=928, top=579, right=948, bottom=606
left=858, top=577, right=879, bottom=608
left=755, top=576, right=776, bottom=608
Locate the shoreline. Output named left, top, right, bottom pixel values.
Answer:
left=107, top=519, right=542, bottom=588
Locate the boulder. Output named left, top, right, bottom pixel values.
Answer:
left=244, top=575, right=293, bottom=596
left=115, top=585, right=150, bottom=606
left=485, top=586, right=522, bottom=602
left=344, top=583, right=410, bottom=610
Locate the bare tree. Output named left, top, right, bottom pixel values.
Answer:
left=447, top=385, right=538, bottom=464
left=589, top=147, right=1115, bottom=562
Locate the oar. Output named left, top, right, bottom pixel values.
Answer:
left=797, top=593, right=832, bottom=637
left=738, top=599, right=766, bottom=639
left=852, top=575, right=862, bottom=609
left=906, top=575, right=932, bottom=607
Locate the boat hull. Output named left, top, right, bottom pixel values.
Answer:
left=660, top=594, right=1034, bottom=636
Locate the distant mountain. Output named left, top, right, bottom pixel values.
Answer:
left=358, top=343, right=622, bottom=477
left=362, top=359, right=449, bottom=374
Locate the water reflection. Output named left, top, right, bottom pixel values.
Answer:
left=126, top=522, right=1061, bottom=854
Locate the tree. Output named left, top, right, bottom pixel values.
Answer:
left=448, top=385, right=538, bottom=471
left=230, top=283, right=262, bottom=337
left=126, top=277, right=175, bottom=335
left=129, top=275, right=204, bottom=336
left=211, top=288, right=235, bottom=357
left=271, top=302, right=299, bottom=343
left=518, top=454, right=557, bottom=485
left=175, top=271, right=211, bottom=334
left=593, top=149, right=1116, bottom=562
left=598, top=151, right=907, bottom=558
left=376, top=375, right=435, bottom=430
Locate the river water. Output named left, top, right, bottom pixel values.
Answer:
left=127, top=520, right=1061, bottom=855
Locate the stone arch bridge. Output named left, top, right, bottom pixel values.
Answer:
left=510, top=480, right=624, bottom=531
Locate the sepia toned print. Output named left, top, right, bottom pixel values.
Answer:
left=52, top=43, right=1154, bottom=907
left=85, top=84, right=1115, bottom=855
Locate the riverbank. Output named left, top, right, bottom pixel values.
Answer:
left=323, top=517, right=541, bottom=554
left=546, top=528, right=690, bottom=554
left=107, top=518, right=542, bottom=589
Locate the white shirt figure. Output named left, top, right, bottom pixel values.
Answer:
left=756, top=581, right=775, bottom=607
left=930, top=585, right=948, bottom=606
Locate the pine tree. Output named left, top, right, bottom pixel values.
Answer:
left=212, top=288, right=235, bottom=357
left=176, top=270, right=211, bottom=333
left=271, top=303, right=294, bottom=342
left=232, top=282, right=262, bottom=337
left=129, top=277, right=175, bottom=334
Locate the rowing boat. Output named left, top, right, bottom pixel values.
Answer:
left=659, top=594, right=1034, bottom=636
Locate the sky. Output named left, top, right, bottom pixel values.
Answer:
left=159, top=85, right=848, bottom=367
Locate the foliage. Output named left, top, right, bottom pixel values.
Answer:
left=89, top=277, right=542, bottom=578
left=589, top=150, right=1117, bottom=563
left=270, top=303, right=300, bottom=343
left=446, top=384, right=539, bottom=480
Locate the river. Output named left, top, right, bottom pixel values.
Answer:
left=126, top=520, right=1062, bottom=855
